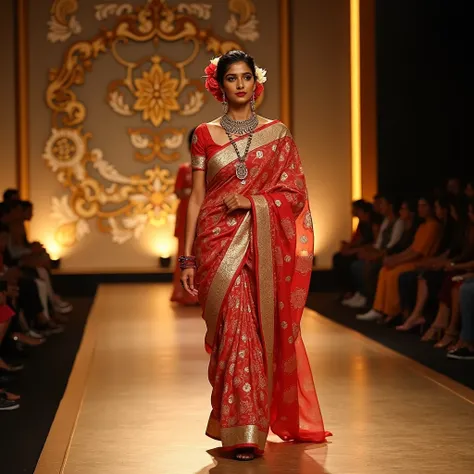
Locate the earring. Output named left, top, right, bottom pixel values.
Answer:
left=222, top=91, right=228, bottom=114
left=250, top=93, right=256, bottom=113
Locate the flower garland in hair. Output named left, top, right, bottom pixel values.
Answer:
left=204, top=56, right=267, bottom=103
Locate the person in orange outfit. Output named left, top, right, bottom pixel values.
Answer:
left=357, top=197, right=441, bottom=323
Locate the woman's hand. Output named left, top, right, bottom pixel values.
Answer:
left=181, top=267, right=198, bottom=297
left=223, top=194, right=251, bottom=213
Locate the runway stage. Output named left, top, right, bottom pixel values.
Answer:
left=35, top=284, right=474, bottom=474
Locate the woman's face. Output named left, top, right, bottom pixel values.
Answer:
left=221, top=61, right=255, bottom=106
left=434, top=201, right=448, bottom=220
left=418, top=199, right=432, bottom=219
left=399, top=202, right=411, bottom=221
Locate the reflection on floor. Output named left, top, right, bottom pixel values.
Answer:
left=35, top=284, right=474, bottom=474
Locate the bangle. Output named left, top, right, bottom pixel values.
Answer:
left=178, top=255, right=197, bottom=270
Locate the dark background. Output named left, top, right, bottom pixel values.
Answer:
left=376, top=0, right=469, bottom=198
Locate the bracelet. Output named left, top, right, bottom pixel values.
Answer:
left=178, top=255, right=197, bottom=270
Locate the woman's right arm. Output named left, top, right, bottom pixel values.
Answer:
left=184, top=170, right=206, bottom=256
left=181, top=170, right=205, bottom=296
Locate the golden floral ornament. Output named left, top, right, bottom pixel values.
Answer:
left=51, top=196, right=90, bottom=247
left=225, top=0, right=260, bottom=42
left=291, top=287, right=308, bottom=310
left=45, top=0, right=243, bottom=245
left=47, top=0, right=81, bottom=43
left=43, top=129, right=86, bottom=180
left=128, top=128, right=185, bottom=163
left=94, top=3, right=134, bottom=21
left=176, top=3, right=212, bottom=20
left=133, top=60, right=180, bottom=127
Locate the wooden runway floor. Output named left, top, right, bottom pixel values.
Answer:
left=35, top=284, right=474, bottom=474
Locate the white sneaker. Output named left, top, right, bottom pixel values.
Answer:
left=356, top=309, right=383, bottom=321
left=347, top=294, right=368, bottom=308
left=342, top=293, right=361, bottom=306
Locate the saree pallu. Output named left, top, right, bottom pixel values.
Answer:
left=193, top=121, right=331, bottom=454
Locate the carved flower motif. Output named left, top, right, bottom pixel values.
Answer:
left=133, top=61, right=180, bottom=127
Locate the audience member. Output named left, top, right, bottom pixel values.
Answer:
left=333, top=200, right=376, bottom=299
left=396, top=197, right=473, bottom=333
left=343, top=194, right=404, bottom=308
left=356, top=196, right=441, bottom=322
left=332, top=179, right=474, bottom=362
left=447, top=277, right=474, bottom=359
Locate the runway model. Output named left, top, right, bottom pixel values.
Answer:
left=180, top=50, right=331, bottom=461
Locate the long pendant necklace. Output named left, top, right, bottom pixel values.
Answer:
left=220, top=113, right=259, bottom=185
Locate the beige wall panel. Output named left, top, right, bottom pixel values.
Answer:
left=0, top=0, right=17, bottom=194
left=27, top=0, right=281, bottom=270
left=292, top=0, right=352, bottom=268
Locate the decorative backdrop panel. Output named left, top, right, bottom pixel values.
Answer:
left=0, top=0, right=16, bottom=193
left=28, top=0, right=280, bottom=269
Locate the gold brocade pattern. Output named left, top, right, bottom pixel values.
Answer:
left=251, top=195, right=275, bottom=403
left=191, top=155, right=206, bottom=170
left=203, top=213, right=251, bottom=348
left=206, top=416, right=267, bottom=451
left=206, top=122, right=290, bottom=184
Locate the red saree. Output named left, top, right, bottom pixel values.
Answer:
left=171, top=163, right=199, bottom=305
left=191, top=120, right=331, bottom=455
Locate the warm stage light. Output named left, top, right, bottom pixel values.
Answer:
left=44, top=239, right=62, bottom=260
left=350, top=0, right=362, bottom=230
left=153, top=236, right=174, bottom=258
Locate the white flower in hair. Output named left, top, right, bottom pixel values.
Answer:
left=256, top=66, right=267, bottom=84
left=210, top=57, right=220, bottom=66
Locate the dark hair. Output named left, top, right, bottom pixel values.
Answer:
left=20, top=200, right=33, bottom=210
left=400, top=198, right=417, bottom=214
left=187, top=127, right=197, bottom=151
left=216, top=50, right=257, bottom=86
left=3, top=188, right=19, bottom=202
left=435, top=195, right=451, bottom=211
left=418, top=194, right=435, bottom=208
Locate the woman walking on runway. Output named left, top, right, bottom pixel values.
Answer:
left=180, top=50, right=331, bottom=461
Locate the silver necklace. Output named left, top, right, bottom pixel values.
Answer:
left=220, top=113, right=259, bottom=135
left=220, top=114, right=259, bottom=184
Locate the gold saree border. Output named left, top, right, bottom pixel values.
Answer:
left=251, top=196, right=275, bottom=404
left=207, top=122, right=289, bottom=184
left=206, top=416, right=267, bottom=451
left=203, top=212, right=251, bottom=348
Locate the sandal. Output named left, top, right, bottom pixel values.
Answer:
left=234, top=448, right=255, bottom=461
left=434, top=332, right=459, bottom=349
left=421, top=325, right=445, bottom=343
left=0, top=389, right=21, bottom=401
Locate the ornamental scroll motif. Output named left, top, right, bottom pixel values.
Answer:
left=48, top=0, right=82, bottom=43
left=44, top=0, right=242, bottom=246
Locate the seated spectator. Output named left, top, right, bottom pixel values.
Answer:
left=396, top=197, right=472, bottom=334
left=343, top=194, right=404, bottom=308
left=371, top=194, right=385, bottom=227
left=0, top=222, right=47, bottom=343
left=447, top=276, right=474, bottom=360
left=446, top=177, right=462, bottom=198
left=333, top=200, right=376, bottom=298
left=356, top=196, right=441, bottom=322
